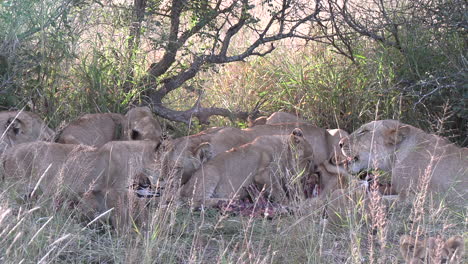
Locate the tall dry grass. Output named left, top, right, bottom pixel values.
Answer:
left=1, top=0, right=466, bottom=262
left=1, top=122, right=466, bottom=263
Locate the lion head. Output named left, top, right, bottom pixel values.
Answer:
left=124, top=106, right=163, bottom=142
left=340, top=120, right=411, bottom=174
left=158, top=137, right=213, bottom=188
left=1, top=111, right=54, bottom=155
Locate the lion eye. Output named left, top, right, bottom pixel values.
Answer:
left=358, top=129, right=368, bottom=135
left=154, top=141, right=162, bottom=151
left=131, top=129, right=141, bottom=140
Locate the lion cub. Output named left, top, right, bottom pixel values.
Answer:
left=180, top=128, right=315, bottom=209
left=400, top=235, right=464, bottom=264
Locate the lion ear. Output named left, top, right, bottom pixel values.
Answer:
left=445, top=236, right=464, bottom=257
left=289, top=128, right=304, bottom=145
left=6, top=116, right=24, bottom=136
left=384, top=125, right=410, bottom=145
left=194, top=142, right=213, bottom=165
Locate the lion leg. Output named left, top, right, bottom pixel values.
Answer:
left=80, top=189, right=143, bottom=232
left=81, top=189, right=131, bottom=231
left=255, top=170, right=288, bottom=205
left=183, top=168, right=221, bottom=209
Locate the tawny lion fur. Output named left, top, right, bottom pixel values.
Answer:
left=158, top=123, right=336, bottom=190
left=180, top=129, right=315, bottom=208
left=248, top=111, right=305, bottom=127
left=57, top=107, right=162, bottom=147
left=399, top=235, right=464, bottom=264
left=0, top=110, right=54, bottom=155
left=341, top=120, right=468, bottom=202
left=3, top=140, right=160, bottom=229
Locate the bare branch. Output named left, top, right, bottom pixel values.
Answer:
left=152, top=101, right=250, bottom=125
left=147, top=0, right=186, bottom=78
left=331, top=0, right=403, bottom=51
left=143, top=0, right=329, bottom=124
left=219, top=0, right=249, bottom=57
left=17, top=0, right=75, bottom=40
left=147, top=1, right=237, bottom=82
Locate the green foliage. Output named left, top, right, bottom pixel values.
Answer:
left=196, top=0, right=467, bottom=145
left=0, top=1, right=466, bottom=263
left=0, top=0, right=144, bottom=125
left=200, top=44, right=403, bottom=132
left=373, top=1, right=468, bottom=144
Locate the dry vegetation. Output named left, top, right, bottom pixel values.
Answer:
left=0, top=166, right=466, bottom=263
left=0, top=0, right=466, bottom=263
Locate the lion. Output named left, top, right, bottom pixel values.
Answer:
left=180, top=128, right=316, bottom=209
left=245, top=123, right=336, bottom=165
left=314, top=161, right=350, bottom=198
left=57, top=107, right=163, bottom=147
left=325, top=128, right=349, bottom=164
left=312, top=128, right=352, bottom=197
left=297, top=128, right=351, bottom=198
left=158, top=127, right=250, bottom=187
left=400, top=235, right=464, bottom=263
left=158, top=123, right=335, bottom=192
left=0, top=110, right=54, bottom=155
left=248, top=116, right=267, bottom=127
left=123, top=106, right=163, bottom=142
left=340, top=120, right=468, bottom=202
left=56, top=113, right=125, bottom=147
left=248, top=111, right=305, bottom=127
left=3, top=140, right=161, bottom=229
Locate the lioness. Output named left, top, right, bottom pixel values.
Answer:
left=180, top=128, right=315, bottom=208
left=248, top=111, right=305, bottom=127
left=312, top=128, right=351, bottom=197
left=56, top=113, right=125, bottom=147
left=57, top=107, right=163, bottom=147
left=159, top=127, right=249, bottom=186
left=400, top=235, right=464, bottom=264
left=0, top=110, right=54, bottom=155
left=245, top=123, right=334, bottom=164
left=315, top=161, right=350, bottom=198
left=326, top=128, right=349, bottom=164
left=340, top=120, right=468, bottom=201
left=159, top=123, right=337, bottom=192
left=3, top=140, right=161, bottom=229
left=123, top=106, right=163, bottom=142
